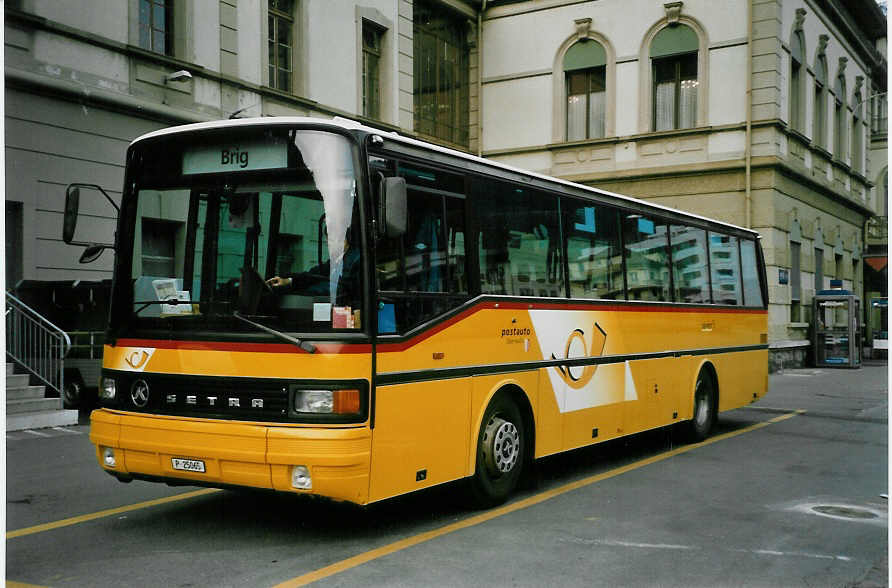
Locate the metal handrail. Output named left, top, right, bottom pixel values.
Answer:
left=5, top=291, right=71, bottom=395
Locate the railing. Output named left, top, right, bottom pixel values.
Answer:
left=5, top=291, right=71, bottom=396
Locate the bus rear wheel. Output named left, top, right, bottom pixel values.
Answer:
left=469, top=394, right=525, bottom=507
left=686, top=371, right=717, bottom=442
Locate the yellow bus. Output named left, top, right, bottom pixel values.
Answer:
left=65, top=117, right=768, bottom=507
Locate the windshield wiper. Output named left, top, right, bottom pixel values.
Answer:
left=133, top=299, right=198, bottom=314
left=232, top=311, right=317, bottom=353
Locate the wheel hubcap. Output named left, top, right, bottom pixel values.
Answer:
left=482, top=416, right=520, bottom=476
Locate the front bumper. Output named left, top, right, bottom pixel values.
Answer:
left=90, top=409, right=372, bottom=504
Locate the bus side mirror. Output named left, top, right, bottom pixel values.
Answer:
left=379, top=177, right=407, bottom=239
left=63, top=186, right=80, bottom=244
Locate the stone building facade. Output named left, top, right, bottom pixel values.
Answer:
left=4, top=0, right=887, bottom=367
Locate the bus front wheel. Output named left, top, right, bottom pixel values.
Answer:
left=469, top=394, right=525, bottom=507
left=686, top=371, right=717, bottom=442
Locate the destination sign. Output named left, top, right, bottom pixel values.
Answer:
left=183, top=138, right=287, bottom=175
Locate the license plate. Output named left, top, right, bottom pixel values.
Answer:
left=171, top=458, right=206, bottom=473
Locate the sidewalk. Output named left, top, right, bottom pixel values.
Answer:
left=761, top=360, right=888, bottom=422
left=763, top=360, right=888, bottom=588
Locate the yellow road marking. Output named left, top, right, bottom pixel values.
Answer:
left=274, top=411, right=802, bottom=588
left=6, top=582, right=49, bottom=588
left=6, top=488, right=220, bottom=539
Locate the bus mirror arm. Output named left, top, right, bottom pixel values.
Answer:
left=79, top=243, right=115, bottom=264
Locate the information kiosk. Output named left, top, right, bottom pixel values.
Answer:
left=813, top=281, right=862, bottom=368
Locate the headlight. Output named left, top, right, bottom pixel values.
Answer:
left=293, top=389, right=360, bottom=414
left=100, top=377, right=117, bottom=401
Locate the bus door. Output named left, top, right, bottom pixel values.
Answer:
left=368, top=157, right=474, bottom=501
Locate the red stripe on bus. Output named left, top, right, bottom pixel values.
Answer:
left=112, top=338, right=372, bottom=354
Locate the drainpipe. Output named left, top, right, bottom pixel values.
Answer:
left=477, top=0, right=487, bottom=157
left=745, top=0, right=753, bottom=229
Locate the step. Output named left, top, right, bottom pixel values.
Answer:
left=6, top=398, right=64, bottom=414
left=6, top=373, right=30, bottom=388
left=7, top=409, right=79, bottom=432
left=6, top=385, right=46, bottom=401
left=7, top=363, right=15, bottom=375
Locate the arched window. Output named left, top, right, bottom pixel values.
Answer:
left=650, top=24, right=698, bottom=131
left=564, top=40, right=607, bottom=141
left=834, top=72, right=847, bottom=160
left=790, top=30, right=805, bottom=131
left=813, top=53, right=828, bottom=148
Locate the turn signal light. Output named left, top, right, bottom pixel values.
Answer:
left=333, top=389, right=361, bottom=414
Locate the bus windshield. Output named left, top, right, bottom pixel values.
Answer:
left=124, top=128, right=363, bottom=335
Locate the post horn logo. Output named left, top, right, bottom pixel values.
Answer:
left=552, top=323, right=607, bottom=389
left=125, top=350, right=151, bottom=370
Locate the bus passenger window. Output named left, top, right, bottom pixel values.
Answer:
left=740, top=239, right=764, bottom=307
left=670, top=225, right=710, bottom=304
left=709, top=232, right=742, bottom=305
left=565, top=201, right=623, bottom=300
left=374, top=160, right=469, bottom=332
left=475, top=181, right=564, bottom=297
left=623, top=215, right=670, bottom=302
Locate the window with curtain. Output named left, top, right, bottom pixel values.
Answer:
left=789, top=31, right=804, bottom=131
left=813, top=55, right=827, bottom=148
left=413, top=0, right=469, bottom=146
left=139, top=0, right=173, bottom=55
left=650, top=24, right=698, bottom=132
left=564, top=40, right=607, bottom=141
left=268, top=0, right=294, bottom=92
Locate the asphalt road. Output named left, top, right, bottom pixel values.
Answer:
left=5, top=362, right=888, bottom=587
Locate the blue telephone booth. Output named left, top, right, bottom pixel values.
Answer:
left=813, top=282, right=862, bottom=368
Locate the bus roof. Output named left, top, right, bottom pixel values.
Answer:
left=131, top=116, right=758, bottom=237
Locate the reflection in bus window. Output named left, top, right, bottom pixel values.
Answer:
left=476, top=181, right=563, bottom=297
left=624, top=215, right=670, bottom=301
left=671, top=225, right=710, bottom=303
left=565, top=201, right=623, bottom=300
left=740, top=239, right=764, bottom=307
left=709, top=232, right=741, bottom=305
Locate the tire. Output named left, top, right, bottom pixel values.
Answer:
left=63, top=379, right=83, bottom=409
left=469, top=394, right=525, bottom=507
left=686, top=371, right=717, bottom=442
